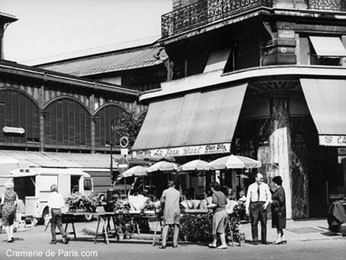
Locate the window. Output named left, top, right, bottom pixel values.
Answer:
left=309, top=36, right=346, bottom=65
left=84, top=178, right=92, bottom=191
left=71, top=175, right=80, bottom=193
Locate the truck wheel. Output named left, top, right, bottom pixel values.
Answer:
left=84, top=213, right=93, bottom=222
left=42, top=207, right=50, bottom=225
left=98, top=194, right=105, bottom=203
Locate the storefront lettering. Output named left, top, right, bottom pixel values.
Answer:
left=319, top=135, right=346, bottom=147
left=337, top=136, right=346, bottom=145
left=153, top=149, right=164, bottom=157
left=166, top=149, right=180, bottom=157
left=133, top=150, right=151, bottom=157
left=183, top=146, right=203, bottom=155
left=133, top=143, right=231, bottom=158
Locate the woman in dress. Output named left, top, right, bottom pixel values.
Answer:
left=1, top=180, right=18, bottom=242
left=271, top=176, right=287, bottom=244
left=208, top=181, right=228, bottom=249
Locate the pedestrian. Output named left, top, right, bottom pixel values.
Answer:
left=245, top=173, right=271, bottom=245
left=1, top=180, right=18, bottom=242
left=159, top=180, right=181, bottom=249
left=237, top=190, right=247, bottom=221
left=208, top=181, right=228, bottom=249
left=47, top=184, right=70, bottom=244
left=271, top=176, right=287, bottom=244
left=226, top=189, right=238, bottom=214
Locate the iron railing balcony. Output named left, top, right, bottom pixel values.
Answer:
left=161, top=0, right=346, bottom=39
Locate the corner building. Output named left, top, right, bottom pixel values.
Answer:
left=133, top=0, right=346, bottom=219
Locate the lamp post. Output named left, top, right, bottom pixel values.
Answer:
left=110, top=117, right=121, bottom=183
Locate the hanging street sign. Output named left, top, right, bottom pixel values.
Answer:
left=120, top=136, right=129, bottom=148
left=3, top=126, right=25, bottom=134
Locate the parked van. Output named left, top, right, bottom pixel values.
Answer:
left=0, top=167, right=94, bottom=224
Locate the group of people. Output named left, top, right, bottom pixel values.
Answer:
left=245, top=173, right=287, bottom=245
left=0, top=180, right=69, bottom=244
left=1, top=173, right=286, bottom=248
left=158, top=173, right=287, bottom=249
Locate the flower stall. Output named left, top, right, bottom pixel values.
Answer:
left=66, top=193, right=99, bottom=213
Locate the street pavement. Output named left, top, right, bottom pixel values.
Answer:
left=0, top=218, right=345, bottom=260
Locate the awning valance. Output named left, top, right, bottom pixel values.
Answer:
left=300, top=78, right=346, bottom=146
left=309, top=36, right=346, bottom=57
left=0, top=151, right=116, bottom=168
left=132, top=83, right=248, bottom=157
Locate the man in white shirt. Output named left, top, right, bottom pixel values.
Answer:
left=245, top=173, right=271, bottom=245
left=47, top=184, right=70, bottom=244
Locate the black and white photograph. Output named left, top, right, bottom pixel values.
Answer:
left=0, top=0, right=346, bottom=259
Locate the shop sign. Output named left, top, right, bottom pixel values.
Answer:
left=278, top=29, right=295, bottom=39
left=3, top=126, right=25, bottom=135
left=319, top=135, right=346, bottom=146
left=132, top=143, right=231, bottom=158
left=338, top=148, right=346, bottom=155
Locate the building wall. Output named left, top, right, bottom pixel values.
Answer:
left=0, top=71, right=142, bottom=154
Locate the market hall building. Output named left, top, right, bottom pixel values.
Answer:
left=132, top=0, right=346, bottom=219
left=0, top=12, right=145, bottom=194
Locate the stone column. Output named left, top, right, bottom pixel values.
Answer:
left=269, top=97, right=292, bottom=219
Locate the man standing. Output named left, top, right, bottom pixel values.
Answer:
left=47, top=184, right=70, bottom=244
left=159, top=180, right=181, bottom=249
left=245, top=173, right=271, bottom=245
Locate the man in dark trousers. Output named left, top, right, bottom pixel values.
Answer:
left=47, top=184, right=70, bottom=244
left=245, top=173, right=271, bottom=245
left=159, top=180, right=181, bottom=249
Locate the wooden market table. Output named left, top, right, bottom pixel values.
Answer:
left=62, top=212, right=96, bottom=240
left=93, top=211, right=160, bottom=245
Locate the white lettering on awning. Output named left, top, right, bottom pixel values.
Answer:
left=132, top=143, right=231, bottom=158
left=319, top=135, right=346, bottom=146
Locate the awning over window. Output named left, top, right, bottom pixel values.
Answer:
left=300, top=78, right=346, bottom=146
left=203, top=48, right=231, bottom=73
left=132, top=83, right=248, bottom=157
left=309, top=36, right=346, bottom=57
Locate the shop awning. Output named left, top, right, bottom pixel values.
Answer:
left=300, top=78, right=346, bottom=146
left=132, top=83, right=248, bottom=157
left=309, top=36, right=346, bottom=57
left=0, top=151, right=118, bottom=169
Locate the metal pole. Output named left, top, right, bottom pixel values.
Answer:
left=110, top=139, right=113, bottom=184
left=110, top=117, right=119, bottom=187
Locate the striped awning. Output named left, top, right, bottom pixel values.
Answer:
left=132, top=83, right=247, bottom=157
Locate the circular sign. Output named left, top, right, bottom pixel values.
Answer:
left=120, top=136, right=129, bottom=148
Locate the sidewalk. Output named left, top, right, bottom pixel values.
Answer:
left=79, top=217, right=346, bottom=244
left=241, top=218, right=346, bottom=242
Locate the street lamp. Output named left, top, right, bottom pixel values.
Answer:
left=110, top=116, right=121, bottom=182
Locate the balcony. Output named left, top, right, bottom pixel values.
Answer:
left=161, top=0, right=345, bottom=39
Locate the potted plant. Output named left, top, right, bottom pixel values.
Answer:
left=116, top=224, right=125, bottom=241
left=66, top=193, right=99, bottom=212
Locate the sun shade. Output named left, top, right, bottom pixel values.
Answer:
left=300, top=78, right=346, bottom=146
left=132, top=83, right=247, bottom=156
left=309, top=36, right=346, bottom=57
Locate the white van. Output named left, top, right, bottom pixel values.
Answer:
left=0, top=167, right=94, bottom=224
